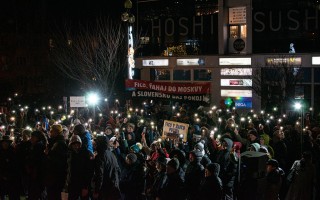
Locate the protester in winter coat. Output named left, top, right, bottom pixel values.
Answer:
left=119, top=153, right=145, bottom=200
left=0, top=135, right=20, bottom=200
left=43, top=124, right=68, bottom=200
left=285, top=151, right=316, bottom=200
left=73, top=124, right=94, bottom=155
left=199, top=163, right=223, bottom=200
left=25, top=131, right=47, bottom=200
left=271, top=130, right=287, bottom=170
left=158, top=158, right=186, bottom=200
left=147, top=156, right=167, bottom=199
left=213, top=137, right=238, bottom=200
left=92, top=135, right=121, bottom=200
left=66, top=135, right=94, bottom=200
left=185, top=150, right=205, bottom=200
left=265, top=159, right=285, bottom=200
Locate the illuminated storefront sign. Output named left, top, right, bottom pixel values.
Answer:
left=229, top=7, right=246, bottom=24
left=176, top=58, right=205, bottom=66
left=312, top=57, right=320, bottom=65
left=142, top=59, right=169, bottom=66
left=221, top=89, right=252, bottom=97
left=221, top=79, right=252, bottom=86
left=221, top=68, right=252, bottom=75
left=266, top=57, right=302, bottom=66
left=219, top=58, right=251, bottom=65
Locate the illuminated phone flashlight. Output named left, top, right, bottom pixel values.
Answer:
left=84, top=123, right=88, bottom=126
left=47, top=106, right=51, bottom=110
left=129, top=107, right=133, bottom=112
left=210, top=130, right=214, bottom=137
left=58, top=105, right=63, bottom=110
left=115, top=99, right=119, bottom=102
left=128, top=114, right=131, bottom=118
left=266, top=120, right=270, bottom=124
left=309, top=107, right=313, bottom=111
left=231, top=115, right=235, bottom=119
left=10, top=128, right=14, bottom=132
left=88, top=118, right=93, bottom=123
left=35, top=109, right=39, bottom=112
left=179, top=134, right=184, bottom=139
left=273, top=107, right=277, bottom=111
left=241, top=117, right=245, bottom=122
left=231, top=123, right=235, bottom=127
left=104, top=98, right=108, bottom=102
left=261, top=110, right=265, bottom=114
left=253, top=114, right=257, bottom=118
left=247, top=116, right=251, bottom=120
left=195, top=118, right=200, bottom=122
left=143, top=102, right=146, bottom=105
left=12, top=110, right=16, bottom=114
left=226, top=109, right=230, bottom=112
left=140, top=119, right=144, bottom=123
left=20, top=108, right=24, bottom=112
left=209, top=110, right=213, bottom=114
left=111, top=110, right=114, bottom=114
left=100, top=131, right=104, bottom=135
left=115, top=128, right=119, bottom=132
left=194, top=113, right=198, bottom=117
left=218, top=118, right=222, bottom=122
left=151, top=125, right=154, bottom=129
left=8, top=97, right=12, bottom=101
left=283, top=114, right=286, bottom=118
left=232, top=107, right=236, bottom=110
left=1, top=125, right=5, bottom=129
left=115, top=110, right=118, bottom=114
left=10, top=136, right=15, bottom=141
left=214, top=127, right=218, bottom=131
left=50, top=111, right=54, bottom=115
left=70, top=110, right=74, bottom=114
left=93, top=131, right=97, bottom=135
left=270, top=116, right=274, bottom=120
left=26, top=126, right=31, bottom=130
left=151, top=121, right=154, bottom=126
left=10, top=117, right=15, bottom=121
left=250, top=109, right=254, bottom=113
left=71, top=123, right=74, bottom=127
left=217, top=134, right=221, bottom=139
left=212, top=105, right=217, bottom=110
left=172, top=106, right=176, bottom=110
left=140, top=109, right=144, bottom=113
left=67, top=115, right=71, bottom=119
left=296, top=121, right=300, bottom=125
left=14, top=93, right=18, bottom=97
left=99, top=113, right=102, bottom=117
left=157, top=138, right=162, bottom=142
left=280, top=126, right=283, bottom=130
left=177, top=113, right=180, bottom=117
left=135, top=108, right=139, bottom=112
left=278, top=118, right=282, bottom=123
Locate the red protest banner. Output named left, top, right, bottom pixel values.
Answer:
left=125, top=79, right=210, bottom=95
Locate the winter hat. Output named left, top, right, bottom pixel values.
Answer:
left=194, top=142, right=205, bottom=152
left=193, top=125, right=201, bottom=135
left=95, top=135, right=110, bottom=147
left=50, top=124, right=63, bottom=134
left=105, top=126, right=113, bottom=132
left=248, top=129, right=259, bottom=138
left=130, top=144, right=141, bottom=153
left=69, top=135, right=82, bottom=146
left=259, top=134, right=270, bottom=145
left=156, top=156, right=167, bottom=167
left=127, top=153, right=137, bottom=163
left=167, top=158, right=180, bottom=170
left=206, top=163, right=220, bottom=176
left=249, top=143, right=261, bottom=152
left=266, top=159, right=279, bottom=168
left=73, top=124, right=86, bottom=135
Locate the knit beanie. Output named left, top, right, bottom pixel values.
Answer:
left=127, top=153, right=137, bottom=163
left=167, top=158, right=180, bottom=170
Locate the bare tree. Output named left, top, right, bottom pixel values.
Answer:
left=49, top=18, right=127, bottom=98
left=250, top=55, right=303, bottom=112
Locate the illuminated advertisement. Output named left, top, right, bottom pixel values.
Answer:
left=221, top=89, right=252, bottom=97
left=176, top=58, right=205, bottom=66
left=142, top=59, right=169, bottom=66
left=221, top=79, right=252, bottom=86
left=312, top=57, right=320, bottom=65
left=221, top=68, right=252, bottom=76
left=225, top=97, right=252, bottom=108
left=219, top=58, right=251, bottom=65
left=266, top=57, right=302, bottom=66
left=229, top=7, right=246, bottom=24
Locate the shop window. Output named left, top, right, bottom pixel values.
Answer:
left=150, top=69, right=170, bottom=81
left=194, top=69, right=211, bottom=81
left=173, top=70, right=191, bottom=81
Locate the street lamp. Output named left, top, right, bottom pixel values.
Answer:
left=294, top=102, right=304, bottom=154
left=87, top=92, right=99, bottom=123
left=122, top=0, right=135, bottom=79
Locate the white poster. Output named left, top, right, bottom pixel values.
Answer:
left=162, top=120, right=189, bottom=142
left=221, top=90, right=252, bottom=97
left=221, top=68, right=252, bottom=75
left=70, top=96, right=86, bottom=107
left=221, top=79, right=252, bottom=86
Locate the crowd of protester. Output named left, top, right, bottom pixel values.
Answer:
left=0, top=98, right=319, bottom=200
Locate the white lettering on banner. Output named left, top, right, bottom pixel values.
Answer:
left=131, top=91, right=206, bottom=102
left=149, top=83, right=167, bottom=92
left=177, top=86, right=202, bottom=93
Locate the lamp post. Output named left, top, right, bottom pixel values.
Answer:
left=87, top=92, right=99, bottom=123
left=122, top=0, right=135, bottom=79
left=294, top=102, right=304, bottom=155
